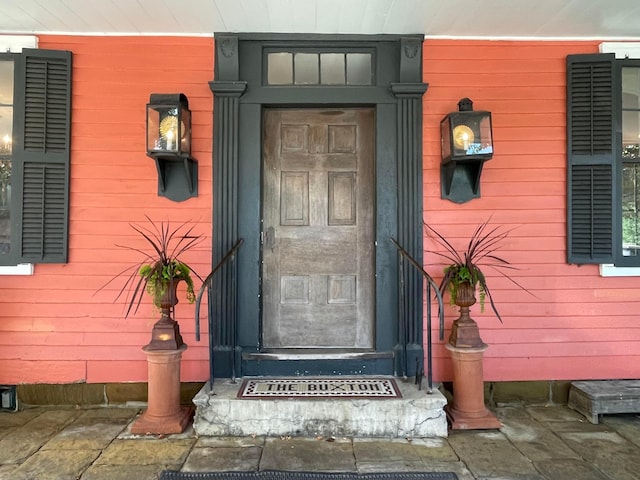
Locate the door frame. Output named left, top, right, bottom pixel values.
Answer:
left=209, top=33, right=428, bottom=378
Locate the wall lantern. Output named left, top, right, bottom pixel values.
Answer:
left=146, top=93, right=197, bottom=202
left=440, top=98, right=493, bottom=203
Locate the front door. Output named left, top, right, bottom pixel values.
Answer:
left=262, top=108, right=375, bottom=350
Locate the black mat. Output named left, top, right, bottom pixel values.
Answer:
left=160, top=472, right=458, bottom=480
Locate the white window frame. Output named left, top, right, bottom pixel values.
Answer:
left=596, top=42, right=640, bottom=277
left=0, top=36, right=37, bottom=275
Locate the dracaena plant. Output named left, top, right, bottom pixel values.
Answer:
left=424, top=218, right=530, bottom=323
left=101, top=217, right=203, bottom=317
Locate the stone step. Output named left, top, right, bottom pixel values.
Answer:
left=192, top=377, right=448, bottom=438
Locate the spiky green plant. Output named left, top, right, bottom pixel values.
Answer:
left=424, top=218, right=530, bottom=323
left=100, top=216, right=203, bottom=317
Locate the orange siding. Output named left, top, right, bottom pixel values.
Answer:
left=423, top=40, right=640, bottom=382
left=1, top=35, right=639, bottom=386
left=0, top=36, right=214, bottom=384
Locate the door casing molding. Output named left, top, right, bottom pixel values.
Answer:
left=209, top=33, right=428, bottom=379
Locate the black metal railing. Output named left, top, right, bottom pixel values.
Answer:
left=390, top=237, right=445, bottom=392
left=194, top=238, right=244, bottom=389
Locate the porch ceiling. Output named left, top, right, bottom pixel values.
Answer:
left=2, top=0, right=640, bottom=39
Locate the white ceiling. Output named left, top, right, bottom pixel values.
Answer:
left=1, top=0, right=640, bottom=39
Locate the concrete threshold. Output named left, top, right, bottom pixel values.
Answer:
left=192, top=377, right=448, bottom=438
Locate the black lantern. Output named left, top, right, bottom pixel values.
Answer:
left=440, top=98, right=494, bottom=203
left=146, top=93, right=197, bottom=202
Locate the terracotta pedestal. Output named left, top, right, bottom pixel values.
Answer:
left=445, top=284, right=501, bottom=430
left=131, top=344, right=193, bottom=435
left=445, top=343, right=502, bottom=430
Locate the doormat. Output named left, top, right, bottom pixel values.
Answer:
left=237, top=378, right=401, bottom=399
left=160, top=471, right=458, bottom=480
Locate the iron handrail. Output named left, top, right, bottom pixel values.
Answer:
left=194, top=238, right=244, bottom=340
left=390, top=237, right=445, bottom=392
left=194, top=238, right=244, bottom=389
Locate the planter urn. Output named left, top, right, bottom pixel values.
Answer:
left=146, top=280, right=185, bottom=351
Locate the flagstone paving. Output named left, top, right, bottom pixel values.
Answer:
left=0, top=404, right=639, bottom=479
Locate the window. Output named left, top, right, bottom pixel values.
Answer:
left=0, top=49, right=72, bottom=266
left=621, top=67, right=640, bottom=258
left=0, top=59, right=14, bottom=257
left=266, top=50, right=373, bottom=86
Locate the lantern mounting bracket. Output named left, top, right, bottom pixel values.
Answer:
left=440, top=159, right=486, bottom=204
left=150, top=154, right=198, bottom=202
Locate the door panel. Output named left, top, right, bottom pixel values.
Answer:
left=262, top=108, right=375, bottom=349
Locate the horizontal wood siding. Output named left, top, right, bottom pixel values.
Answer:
left=3, top=36, right=639, bottom=386
left=0, top=36, right=214, bottom=384
left=423, top=40, right=640, bottom=381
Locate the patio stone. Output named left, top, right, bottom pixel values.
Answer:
left=33, top=407, right=136, bottom=453
left=421, top=462, right=475, bottom=480
left=0, top=464, right=18, bottom=480
left=7, top=448, right=99, bottom=480
left=533, top=458, right=609, bottom=480
left=496, top=407, right=580, bottom=461
left=0, top=408, right=85, bottom=460
left=0, top=426, right=12, bottom=442
left=601, top=413, right=640, bottom=448
left=26, top=408, right=82, bottom=429
left=183, top=446, right=262, bottom=472
left=556, top=430, right=640, bottom=480
left=352, top=438, right=423, bottom=472
left=524, top=405, right=586, bottom=423
left=408, top=437, right=459, bottom=462
left=77, top=407, right=139, bottom=421
left=0, top=409, right=42, bottom=429
left=475, top=476, right=545, bottom=480
left=542, top=419, right=614, bottom=434
left=260, top=436, right=356, bottom=472
left=447, top=430, right=538, bottom=478
left=41, top=420, right=129, bottom=451
left=94, top=438, right=195, bottom=466
left=81, top=463, right=179, bottom=480
left=0, top=429, right=58, bottom=464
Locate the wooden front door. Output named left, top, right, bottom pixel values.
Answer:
left=262, top=108, right=375, bottom=350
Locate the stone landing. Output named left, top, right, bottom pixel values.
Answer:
left=192, top=377, right=448, bottom=438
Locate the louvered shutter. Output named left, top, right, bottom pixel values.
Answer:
left=566, top=54, right=615, bottom=264
left=13, top=49, right=71, bottom=263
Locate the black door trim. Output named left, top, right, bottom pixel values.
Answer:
left=209, top=33, right=428, bottom=378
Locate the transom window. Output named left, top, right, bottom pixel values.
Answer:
left=266, top=50, right=373, bottom=86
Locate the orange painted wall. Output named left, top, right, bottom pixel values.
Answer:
left=423, top=40, right=640, bottom=382
left=1, top=36, right=639, bottom=386
left=0, top=36, right=214, bottom=384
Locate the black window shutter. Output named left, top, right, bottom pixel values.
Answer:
left=14, top=49, right=72, bottom=263
left=566, top=53, right=615, bottom=264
